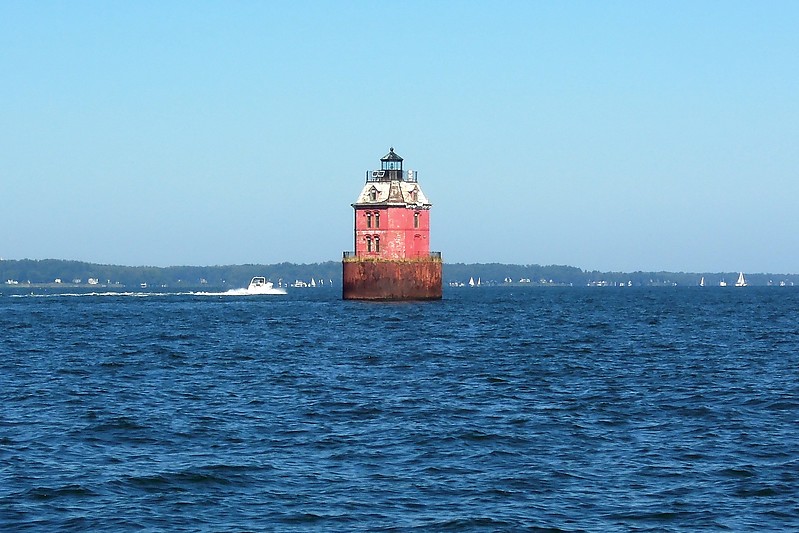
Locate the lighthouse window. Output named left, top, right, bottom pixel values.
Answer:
left=366, top=212, right=372, bottom=228
left=414, top=212, right=420, bottom=228
left=366, top=236, right=372, bottom=252
left=369, top=189, right=377, bottom=201
left=375, top=213, right=380, bottom=228
left=374, top=236, right=380, bottom=252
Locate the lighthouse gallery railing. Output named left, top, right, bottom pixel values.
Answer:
left=343, top=251, right=441, bottom=260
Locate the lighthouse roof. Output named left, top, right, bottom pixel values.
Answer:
left=380, top=147, right=403, bottom=162
left=353, top=180, right=431, bottom=208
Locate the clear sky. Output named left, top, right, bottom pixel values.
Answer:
left=2, top=1, right=797, bottom=272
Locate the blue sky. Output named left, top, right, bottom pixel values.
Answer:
left=2, top=2, right=798, bottom=272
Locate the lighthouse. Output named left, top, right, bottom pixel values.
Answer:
left=342, top=148, right=443, bottom=300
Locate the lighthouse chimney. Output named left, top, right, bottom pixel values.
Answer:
left=342, top=148, right=443, bottom=300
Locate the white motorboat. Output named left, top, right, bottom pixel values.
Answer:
left=246, top=277, right=287, bottom=295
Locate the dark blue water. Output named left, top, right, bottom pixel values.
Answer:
left=1, top=287, right=798, bottom=531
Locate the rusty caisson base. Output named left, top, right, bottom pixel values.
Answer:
left=342, top=258, right=443, bottom=300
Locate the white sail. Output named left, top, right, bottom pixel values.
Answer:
left=468, top=277, right=475, bottom=287
left=735, top=272, right=747, bottom=287
left=700, top=277, right=705, bottom=287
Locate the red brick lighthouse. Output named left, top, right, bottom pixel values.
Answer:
left=342, top=148, right=443, bottom=300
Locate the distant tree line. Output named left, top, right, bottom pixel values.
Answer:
left=1, top=259, right=797, bottom=288
left=444, top=263, right=798, bottom=287
left=0, top=259, right=340, bottom=289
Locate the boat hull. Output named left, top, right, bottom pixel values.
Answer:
left=342, top=258, right=442, bottom=300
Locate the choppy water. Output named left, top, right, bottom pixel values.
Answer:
left=1, top=287, right=798, bottom=531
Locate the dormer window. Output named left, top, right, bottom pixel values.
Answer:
left=409, top=187, right=419, bottom=203
left=369, top=187, right=378, bottom=202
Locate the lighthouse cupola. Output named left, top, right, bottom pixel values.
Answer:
left=380, top=147, right=404, bottom=181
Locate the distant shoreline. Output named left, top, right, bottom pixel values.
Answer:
left=2, top=259, right=798, bottom=288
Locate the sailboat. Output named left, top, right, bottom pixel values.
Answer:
left=699, top=277, right=705, bottom=287
left=735, top=272, right=747, bottom=287
left=468, top=276, right=475, bottom=287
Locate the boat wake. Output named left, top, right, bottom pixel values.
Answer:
left=5, top=277, right=288, bottom=299
left=7, top=288, right=287, bottom=299
left=194, top=287, right=287, bottom=297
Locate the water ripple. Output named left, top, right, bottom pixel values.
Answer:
left=1, top=287, right=798, bottom=530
